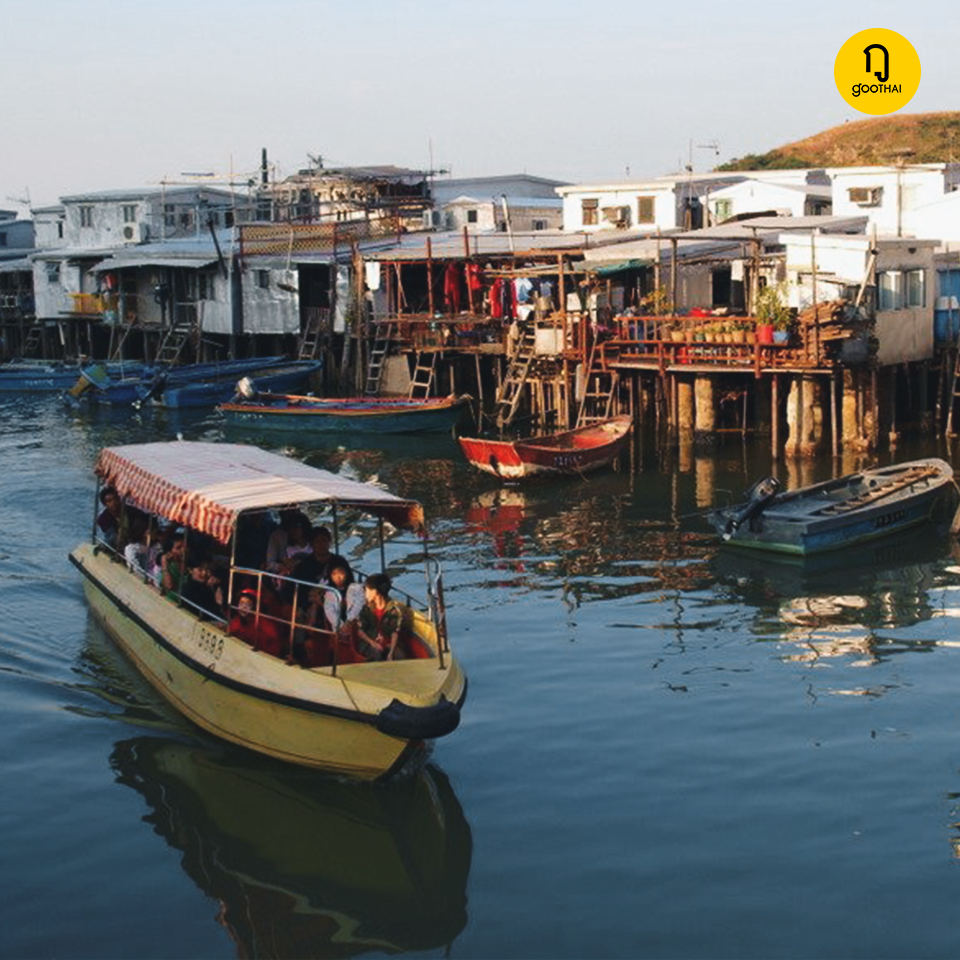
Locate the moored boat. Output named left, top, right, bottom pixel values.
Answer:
left=711, top=458, right=955, bottom=555
left=69, top=440, right=466, bottom=779
left=219, top=391, right=471, bottom=434
left=458, top=415, right=633, bottom=480
left=1, top=359, right=147, bottom=393
left=156, top=359, right=320, bottom=408
left=67, top=355, right=310, bottom=407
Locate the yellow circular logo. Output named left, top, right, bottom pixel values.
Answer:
left=834, top=28, right=920, bottom=115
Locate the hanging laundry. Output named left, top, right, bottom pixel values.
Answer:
left=444, top=262, right=461, bottom=313
left=501, top=277, right=516, bottom=319
left=365, top=261, right=381, bottom=291
left=514, top=277, right=534, bottom=303
left=466, top=262, right=482, bottom=291
left=490, top=278, right=504, bottom=319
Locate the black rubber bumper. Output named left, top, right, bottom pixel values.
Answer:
left=376, top=694, right=462, bottom=740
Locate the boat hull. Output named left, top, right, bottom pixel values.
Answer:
left=713, top=458, right=954, bottom=555
left=71, top=543, right=466, bottom=779
left=459, top=415, right=632, bottom=479
left=159, top=361, right=320, bottom=408
left=220, top=395, right=470, bottom=434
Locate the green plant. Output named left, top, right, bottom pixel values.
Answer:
left=640, top=285, right=670, bottom=316
left=755, top=283, right=793, bottom=331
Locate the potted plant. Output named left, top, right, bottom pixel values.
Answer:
left=755, top=284, right=791, bottom=344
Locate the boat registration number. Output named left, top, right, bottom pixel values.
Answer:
left=195, top=625, right=225, bottom=661
left=873, top=508, right=907, bottom=529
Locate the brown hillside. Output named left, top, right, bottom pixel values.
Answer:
left=718, top=111, right=960, bottom=170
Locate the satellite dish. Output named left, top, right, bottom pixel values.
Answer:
left=237, top=377, right=257, bottom=400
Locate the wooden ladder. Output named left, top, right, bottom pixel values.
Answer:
left=576, top=337, right=618, bottom=426
left=21, top=324, right=43, bottom=358
left=298, top=307, right=330, bottom=360
left=495, top=324, right=538, bottom=428
left=155, top=319, right=196, bottom=365
left=946, top=346, right=960, bottom=436
left=409, top=351, right=438, bottom=398
left=364, top=321, right=395, bottom=396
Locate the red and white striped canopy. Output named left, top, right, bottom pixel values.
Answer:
left=95, top=441, right=425, bottom=543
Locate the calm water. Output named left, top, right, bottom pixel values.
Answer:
left=5, top=396, right=960, bottom=958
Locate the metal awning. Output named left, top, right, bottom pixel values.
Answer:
left=0, top=257, right=33, bottom=273
left=590, top=258, right=652, bottom=276
left=93, top=257, right=218, bottom=272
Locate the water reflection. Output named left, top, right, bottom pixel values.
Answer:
left=713, top=528, right=958, bottom=679
left=110, top=736, right=472, bottom=959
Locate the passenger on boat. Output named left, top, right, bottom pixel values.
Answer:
left=264, top=510, right=312, bottom=574
left=229, top=588, right=285, bottom=657
left=181, top=554, right=224, bottom=620
left=96, top=486, right=124, bottom=549
left=160, top=533, right=186, bottom=598
left=291, top=526, right=348, bottom=587
left=355, top=573, right=406, bottom=661
left=321, top=561, right=365, bottom=633
left=123, top=513, right=163, bottom=585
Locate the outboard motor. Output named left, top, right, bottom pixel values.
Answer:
left=722, top=476, right=780, bottom=539
left=236, top=376, right=258, bottom=401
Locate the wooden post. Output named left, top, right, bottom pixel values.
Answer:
left=830, top=373, right=839, bottom=459
left=426, top=237, right=435, bottom=317
left=670, top=237, right=678, bottom=315
left=771, top=374, right=780, bottom=460
left=694, top=376, right=715, bottom=444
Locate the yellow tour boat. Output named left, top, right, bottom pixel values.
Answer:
left=70, top=440, right=467, bottom=779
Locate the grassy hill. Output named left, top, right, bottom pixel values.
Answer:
left=717, top=112, right=960, bottom=170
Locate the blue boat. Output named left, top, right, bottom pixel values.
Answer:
left=0, top=359, right=147, bottom=393
left=219, top=392, right=471, bottom=434
left=70, top=356, right=303, bottom=407
left=155, top=360, right=321, bottom=408
left=712, top=458, right=954, bottom=555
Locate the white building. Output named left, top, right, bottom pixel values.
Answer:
left=781, top=231, right=937, bottom=365
left=828, top=163, right=960, bottom=238
left=557, top=169, right=830, bottom=233
left=708, top=178, right=831, bottom=223
left=426, top=174, right=567, bottom=232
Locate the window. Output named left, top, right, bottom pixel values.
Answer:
left=532, top=219, right=547, bottom=231
left=122, top=204, right=138, bottom=223
left=199, top=274, right=216, bottom=301
left=256, top=270, right=270, bottom=289
left=848, top=186, right=883, bottom=207
left=0, top=234, right=6, bottom=247
left=637, top=195, right=655, bottom=224
left=714, top=198, right=733, bottom=222
left=878, top=270, right=901, bottom=310
left=905, top=268, right=925, bottom=308
left=581, top=198, right=599, bottom=226
left=79, top=205, right=93, bottom=228
left=164, top=204, right=176, bottom=227
left=45, top=262, right=60, bottom=282
left=466, top=209, right=478, bottom=224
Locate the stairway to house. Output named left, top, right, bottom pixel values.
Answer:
left=409, top=351, right=438, bottom=398
left=495, top=324, right=538, bottom=428
left=576, top=336, right=619, bottom=426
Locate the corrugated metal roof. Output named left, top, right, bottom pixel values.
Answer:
left=0, top=257, right=33, bottom=273
left=93, top=256, right=218, bottom=271
left=365, top=229, right=589, bottom=261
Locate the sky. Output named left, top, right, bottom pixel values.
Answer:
left=1, top=0, right=958, bottom=211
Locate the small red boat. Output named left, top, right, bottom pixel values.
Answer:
left=458, top=415, right=632, bottom=480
